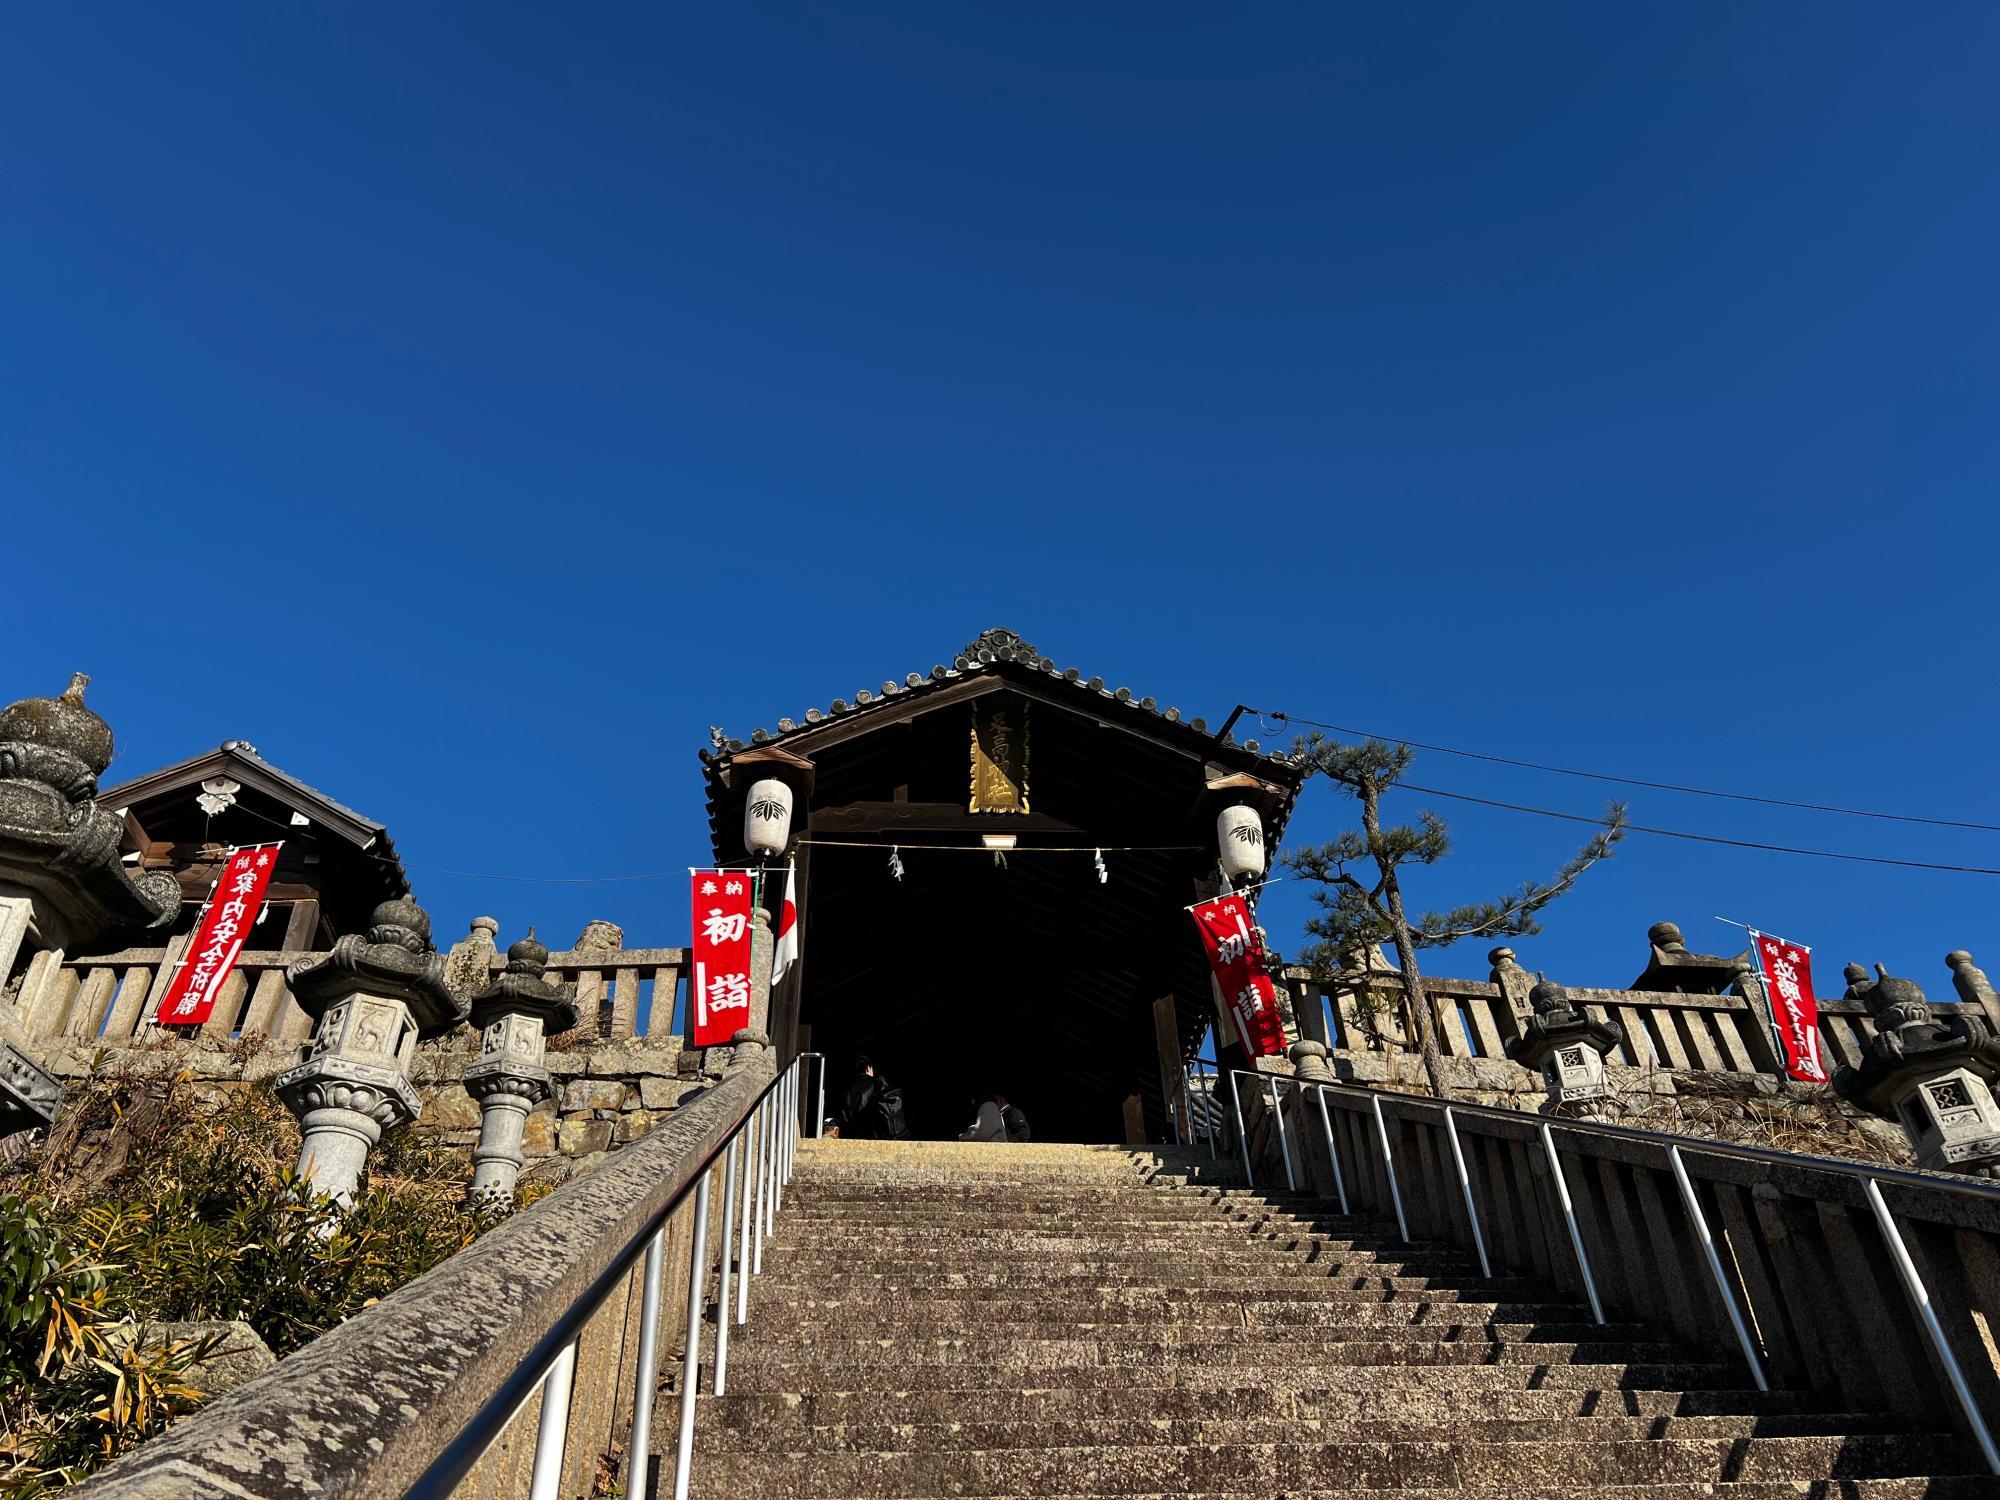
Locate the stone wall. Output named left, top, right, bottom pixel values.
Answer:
left=1258, top=1046, right=1915, bottom=1169
left=32, top=1029, right=707, bottom=1189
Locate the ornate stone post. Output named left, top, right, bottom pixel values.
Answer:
left=1836, top=968, right=2000, bottom=1178
left=1947, top=951, right=2000, bottom=1033
left=1489, top=947, right=1536, bottom=1038
left=463, top=930, right=578, bottom=1209
left=278, top=898, right=464, bottom=1207
left=722, top=905, right=775, bottom=1075
left=1507, top=977, right=1624, bottom=1116
left=0, top=676, right=179, bottom=1136
left=1288, top=1039, right=1333, bottom=1083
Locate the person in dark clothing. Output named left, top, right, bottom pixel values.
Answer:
left=959, top=1091, right=1031, bottom=1143
left=827, top=1056, right=908, bottom=1139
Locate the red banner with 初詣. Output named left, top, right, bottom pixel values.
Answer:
left=690, top=870, right=755, bottom=1048
left=1190, top=893, right=1288, bottom=1058
left=156, top=844, right=280, bottom=1026
left=1751, top=928, right=1827, bottom=1083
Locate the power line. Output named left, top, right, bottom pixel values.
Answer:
left=1395, top=781, right=2000, bottom=878
left=1258, top=709, right=2000, bottom=835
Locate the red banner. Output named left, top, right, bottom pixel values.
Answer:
left=1190, top=894, right=1287, bottom=1058
left=690, top=869, right=755, bottom=1048
left=1751, top=928, right=1827, bottom=1083
left=156, top=844, right=280, bottom=1026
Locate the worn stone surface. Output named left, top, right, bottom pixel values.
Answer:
left=613, top=1109, right=655, bottom=1144
left=638, top=1075, right=695, bottom=1110
left=106, top=1320, right=276, bottom=1398
left=520, top=1108, right=557, bottom=1157
left=561, top=1078, right=627, bottom=1113
left=558, top=1115, right=613, bottom=1156
left=420, top=1084, right=482, bottom=1131
left=673, top=1138, right=1989, bottom=1497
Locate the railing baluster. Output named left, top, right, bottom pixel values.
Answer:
left=1539, top=1123, right=1605, bottom=1325
left=1864, top=1178, right=2000, bottom=1474
left=668, top=1174, right=713, bottom=1500
left=1311, top=1083, right=1349, bottom=1215
left=1441, top=1106, right=1491, bottom=1278
left=712, top=1136, right=742, bottom=1395
left=1370, top=1093, right=1409, bottom=1243
left=623, top=1228, right=668, bottom=1500
left=1227, top=1069, right=1253, bottom=1187
left=815, top=1054, right=827, bottom=1138
left=750, top=1100, right=768, bottom=1276
left=526, top=1338, right=579, bottom=1500
left=1265, top=1075, right=1297, bottom=1192
left=736, top=1111, right=757, bottom=1326
left=1666, top=1144, right=1767, bottom=1391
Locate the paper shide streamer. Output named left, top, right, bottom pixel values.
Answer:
left=888, top=846, right=905, bottom=882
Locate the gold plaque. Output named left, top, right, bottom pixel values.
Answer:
left=970, top=700, right=1029, bottom=814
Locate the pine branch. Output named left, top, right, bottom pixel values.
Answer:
left=1411, top=800, right=1628, bottom=947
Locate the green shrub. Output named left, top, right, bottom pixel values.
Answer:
left=0, top=1064, right=499, bottom=1489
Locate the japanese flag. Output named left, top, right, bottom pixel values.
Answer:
left=772, top=864, right=799, bottom=987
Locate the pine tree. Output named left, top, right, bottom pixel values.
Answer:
left=1283, top=734, right=1627, bottom=1098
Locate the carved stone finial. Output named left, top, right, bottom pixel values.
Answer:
left=1488, top=946, right=1519, bottom=968
left=1649, top=921, right=1686, bottom=952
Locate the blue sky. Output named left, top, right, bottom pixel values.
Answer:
left=5, top=4, right=1997, bottom=997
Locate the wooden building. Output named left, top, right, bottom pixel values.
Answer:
left=98, top=739, right=411, bottom=962
left=701, top=628, right=1306, bottom=1142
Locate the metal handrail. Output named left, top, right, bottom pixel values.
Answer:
left=1204, top=1063, right=2000, bottom=1473
left=405, top=1052, right=811, bottom=1500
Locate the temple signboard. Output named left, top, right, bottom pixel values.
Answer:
left=969, top=699, right=1029, bottom=813
left=156, top=844, right=280, bottom=1026
left=690, top=869, right=754, bottom=1048
left=1189, top=893, right=1287, bottom=1058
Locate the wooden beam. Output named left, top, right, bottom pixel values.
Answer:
left=1153, top=994, right=1187, bottom=1142
left=810, top=802, right=1089, bottom=836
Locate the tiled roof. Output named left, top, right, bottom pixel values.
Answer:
left=698, top=626, right=1305, bottom=773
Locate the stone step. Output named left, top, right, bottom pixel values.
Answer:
left=745, top=1272, right=1557, bottom=1299
left=687, top=1433, right=1982, bottom=1496
left=758, top=1252, right=1486, bottom=1280
left=736, top=1316, right=1644, bottom=1346
left=695, top=1382, right=1828, bottom=1429
left=692, top=1410, right=1904, bottom=1455
left=715, top=1355, right=1734, bottom=1393
left=682, top=1480, right=1999, bottom=1500
left=745, top=1294, right=1593, bottom=1327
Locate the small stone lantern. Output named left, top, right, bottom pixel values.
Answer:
left=1835, top=967, right=2000, bottom=1179
left=1507, top=976, right=1623, bottom=1114
left=463, top=929, right=578, bottom=1209
left=278, top=897, right=465, bottom=1207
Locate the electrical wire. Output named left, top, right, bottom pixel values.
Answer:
left=1258, top=709, right=2000, bottom=834
left=1395, top=781, right=2000, bottom=877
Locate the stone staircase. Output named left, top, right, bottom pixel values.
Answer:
left=670, top=1138, right=1996, bottom=1497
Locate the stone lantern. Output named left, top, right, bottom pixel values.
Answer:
left=1507, top=976, right=1624, bottom=1114
left=0, top=675, right=180, bottom=1137
left=1835, top=967, right=2000, bottom=1179
left=462, top=929, right=578, bottom=1209
left=278, top=897, right=465, bottom=1207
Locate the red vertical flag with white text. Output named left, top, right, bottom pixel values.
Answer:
left=1189, top=893, right=1288, bottom=1058
left=1750, top=928, right=1827, bottom=1083
left=156, top=844, right=281, bottom=1026
left=690, top=869, right=755, bottom=1048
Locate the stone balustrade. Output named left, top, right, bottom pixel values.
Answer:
left=21, top=943, right=686, bottom=1048
left=1283, top=953, right=2000, bottom=1083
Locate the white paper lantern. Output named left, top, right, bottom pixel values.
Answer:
left=743, top=778, right=793, bottom=858
left=1217, top=804, right=1266, bottom=880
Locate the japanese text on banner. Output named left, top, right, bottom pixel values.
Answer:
left=690, top=869, right=755, bottom=1048
left=1189, top=894, right=1288, bottom=1058
left=1751, top=928, right=1827, bottom=1084
left=156, top=844, right=280, bottom=1026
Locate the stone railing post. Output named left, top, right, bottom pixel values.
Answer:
left=1947, top=950, right=2000, bottom=1033
left=464, top=929, right=578, bottom=1209
left=442, top=915, right=501, bottom=995
left=722, top=906, right=776, bottom=1073
left=1488, top=946, right=1536, bottom=1040
left=278, top=898, right=466, bottom=1208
